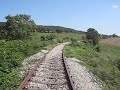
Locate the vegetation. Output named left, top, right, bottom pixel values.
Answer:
left=0, top=32, right=83, bottom=90
left=86, top=28, right=100, bottom=45
left=37, top=25, right=84, bottom=33
left=0, top=33, right=59, bottom=90
left=101, top=34, right=119, bottom=39
left=0, top=14, right=83, bottom=90
left=0, top=14, right=36, bottom=40
left=64, top=41, right=120, bottom=90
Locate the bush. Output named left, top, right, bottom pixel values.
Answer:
left=86, top=28, right=100, bottom=45
left=113, top=58, right=120, bottom=70
left=46, top=34, right=56, bottom=40
left=95, top=45, right=101, bottom=52
left=40, top=36, right=46, bottom=41
left=70, top=38, right=79, bottom=46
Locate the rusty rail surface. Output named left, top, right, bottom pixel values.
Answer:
left=17, top=44, right=58, bottom=90
left=62, top=50, right=75, bottom=90
left=18, top=45, right=74, bottom=90
left=17, top=54, right=47, bottom=90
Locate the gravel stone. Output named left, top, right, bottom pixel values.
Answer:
left=20, top=50, right=48, bottom=78
left=65, top=58, right=102, bottom=90
left=26, top=42, right=70, bottom=90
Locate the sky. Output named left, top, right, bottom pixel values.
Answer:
left=0, top=0, right=120, bottom=35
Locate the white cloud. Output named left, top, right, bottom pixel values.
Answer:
left=112, top=5, right=119, bottom=9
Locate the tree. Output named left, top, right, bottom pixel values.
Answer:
left=56, top=29, right=62, bottom=33
left=112, top=34, right=118, bottom=38
left=86, top=28, right=100, bottom=45
left=5, top=14, right=36, bottom=40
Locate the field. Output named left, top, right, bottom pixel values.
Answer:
left=34, top=33, right=84, bottom=40
left=0, top=32, right=83, bottom=90
left=100, top=38, right=120, bottom=46
left=64, top=39, right=120, bottom=90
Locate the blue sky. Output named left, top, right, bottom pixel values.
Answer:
left=0, top=0, right=120, bottom=35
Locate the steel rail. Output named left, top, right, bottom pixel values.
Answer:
left=18, top=44, right=74, bottom=90
left=17, top=54, right=47, bottom=90
left=62, top=50, right=75, bottom=90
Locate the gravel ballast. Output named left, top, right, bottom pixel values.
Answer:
left=19, top=42, right=102, bottom=90
left=26, top=42, right=70, bottom=90
left=20, top=50, right=48, bottom=78
left=65, top=58, right=102, bottom=90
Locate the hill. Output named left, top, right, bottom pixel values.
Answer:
left=37, top=25, right=84, bottom=33
left=0, top=22, right=85, bottom=33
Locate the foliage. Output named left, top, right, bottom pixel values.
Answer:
left=37, top=33, right=84, bottom=41
left=112, top=34, right=119, bottom=38
left=46, top=34, right=56, bottom=40
left=0, top=14, right=36, bottom=40
left=70, top=38, right=79, bottom=46
left=40, top=34, right=56, bottom=41
left=95, top=45, right=101, bottom=52
left=86, top=28, right=100, bottom=45
left=64, top=42, right=120, bottom=90
left=101, top=34, right=119, bottom=39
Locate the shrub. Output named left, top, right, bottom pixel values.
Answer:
left=70, top=38, right=79, bottom=46
left=95, top=45, right=101, bottom=52
left=46, top=34, right=56, bottom=40
left=40, top=36, right=46, bottom=41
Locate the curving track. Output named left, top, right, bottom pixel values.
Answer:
left=18, top=43, right=74, bottom=90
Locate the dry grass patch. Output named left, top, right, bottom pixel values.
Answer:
left=100, top=38, right=120, bottom=46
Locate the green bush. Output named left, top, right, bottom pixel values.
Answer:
left=95, top=45, right=101, bottom=52
left=86, top=28, right=100, bottom=45
left=70, top=38, right=79, bottom=46
left=46, top=34, right=56, bottom=40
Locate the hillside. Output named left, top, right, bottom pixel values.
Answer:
left=0, top=22, right=85, bottom=34
left=37, top=25, right=85, bottom=33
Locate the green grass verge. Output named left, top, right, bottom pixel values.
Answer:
left=64, top=42, right=120, bottom=90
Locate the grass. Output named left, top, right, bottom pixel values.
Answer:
left=64, top=42, right=120, bottom=90
left=33, top=33, right=84, bottom=41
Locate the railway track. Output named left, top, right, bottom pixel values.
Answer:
left=18, top=43, right=74, bottom=90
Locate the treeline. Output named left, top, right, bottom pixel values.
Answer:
left=101, top=34, right=119, bottom=39
left=37, top=25, right=84, bottom=33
